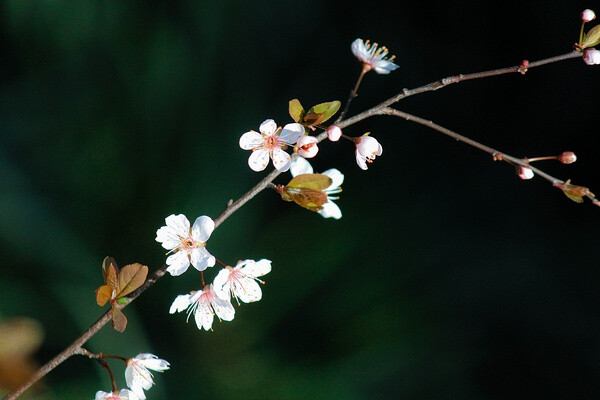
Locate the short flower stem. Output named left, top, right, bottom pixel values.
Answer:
left=96, top=358, right=118, bottom=393
left=336, top=69, right=367, bottom=123
left=525, top=156, right=559, bottom=162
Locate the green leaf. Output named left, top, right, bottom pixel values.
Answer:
left=303, top=101, right=341, bottom=126
left=581, top=24, right=600, bottom=48
left=288, top=99, right=305, bottom=123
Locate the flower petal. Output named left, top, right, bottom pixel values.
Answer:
left=213, top=268, right=231, bottom=299
left=192, top=215, right=214, bottom=242
left=248, top=149, right=270, bottom=171
left=318, top=201, right=342, bottom=219
left=272, top=148, right=291, bottom=171
left=289, top=156, right=313, bottom=177
left=279, top=123, right=304, bottom=145
left=212, top=298, right=235, bottom=321
left=239, top=131, right=264, bottom=150
left=235, top=278, right=262, bottom=303
left=165, top=214, right=190, bottom=237
left=241, top=259, right=272, bottom=277
left=166, top=251, right=191, bottom=276
left=322, top=168, right=344, bottom=189
left=355, top=152, right=368, bottom=170
left=259, top=119, right=278, bottom=135
left=195, top=301, right=214, bottom=331
left=169, top=294, right=191, bottom=313
left=155, top=226, right=180, bottom=250
left=190, top=248, right=215, bottom=271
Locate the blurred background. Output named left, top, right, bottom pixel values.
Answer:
left=1, top=1, right=599, bottom=399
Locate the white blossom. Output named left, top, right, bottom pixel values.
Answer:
left=213, top=259, right=272, bottom=304
left=355, top=135, right=383, bottom=170
left=155, top=214, right=216, bottom=276
left=169, top=285, right=235, bottom=331
left=351, top=38, right=399, bottom=74
left=125, top=353, right=170, bottom=400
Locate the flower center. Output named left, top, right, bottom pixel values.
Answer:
left=263, top=135, right=280, bottom=150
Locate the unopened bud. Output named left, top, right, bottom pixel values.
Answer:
left=582, top=9, right=596, bottom=23
left=583, top=48, right=600, bottom=65
left=326, top=125, right=342, bottom=142
left=558, top=151, right=577, bottom=164
left=517, top=166, right=534, bottom=180
left=296, top=135, right=319, bottom=158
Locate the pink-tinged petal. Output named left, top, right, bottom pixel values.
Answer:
left=318, top=201, right=342, bottom=220
left=376, top=143, right=383, bottom=156
left=192, top=215, right=214, bottom=242
left=195, top=302, right=214, bottom=331
left=213, top=268, right=231, bottom=299
left=235, top=278, right=262, bottom=303
left=241, top=259, right=272, bottom=277
left=289, top=156, right=313, bottom=177
left=322, top=168, right=344, bottom=189
left=164, top=214, right=190, bottom=237
left=326, top=125, right=342, bottom=142
left=212, top=298, right=235, bottom=321
left=239, top=131, right=264, bottom=150
left=169, top=294, right=191, bottom=313
left=166, top=251, right=190, bottom=276
left=279, top=123, right=304, bottom=145
left=272, top=148, right=291, bottom=171
left=259, top=119, right=278, bottom=135
left=248, top=149, right=270, bottom=171
left=356, top=152, right=368, bottom=170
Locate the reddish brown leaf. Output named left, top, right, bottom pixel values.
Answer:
left=111, top=307, right=128, bottom=333
left=116, top=263, right=148, bottom=298
left=95, top=285, right=113, bottom=306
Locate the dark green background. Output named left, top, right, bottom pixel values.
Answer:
left=1, top=1, right=599, bottom=399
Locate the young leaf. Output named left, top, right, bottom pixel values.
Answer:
left=279, top=174, right=332, bottom=211
left=111, top=307, right=128, bottom=333
left=303, top=101, right=341, bottom=126
left=287, top=173, right=332, bottom=191
left=289, top=99, right=305, bottom=123
left=116, top=263, right=148, bottom=298
left=581, top=25, right=600, bottom=49
left=102, top=256, right=119, bottom=287
left=96, top=259, right=118, bottom=306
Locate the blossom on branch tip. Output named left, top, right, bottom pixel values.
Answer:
left=583, top=48, right=600, bottom=65
left=155, top=214, right=216, bottom=276
left=95, top=389, right=139, bottom=400
left=327, top=125, right=342, bottom=142
left=296, top=135, right=319, bottom=158
left=169, top=285, right=235, bottom=331
left=239, top=119, right=304, bottom=172
left=213, top=259, right=272, bottom=304
left=517, top=166, right=534, bottom=180
left=290, top=157, right=344, bottom=219
left=582, top=9, right=596, bottom=22
left=355, top=135, right=383, bottom=170
left=125, top=353, right=170, bottom=400
left=351, top=38, right=399, bottom=74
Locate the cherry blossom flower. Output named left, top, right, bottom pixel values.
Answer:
left=95, top=389, right=139, bottom=400
left=239, top=119, right=304, bottom=172
left=355, top=135, right=383, bottom=170
left=517, top=166, right=534, bottom=180
left=125, top=353, right=170, bottom=400
left=351, top=38, right=399, bottom=74
left=582, top=9, right=596, bottom=22
left=155, top=214, right=216, bottom=276
left=290, top=157, right=344, bottom=219
left=169, top=285, right=235, bottom=331
left=296, top=135, right=319, bottom=158
left=213, top=259, right=272, bottom=304
left=583, top=48, right=600, bottom=65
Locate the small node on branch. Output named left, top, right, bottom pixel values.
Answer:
left=518, top=60, right=529, bottom=74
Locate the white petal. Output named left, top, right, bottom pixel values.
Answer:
left=372, top=60, right=399, bottom=74
left=169, top=294, right=191, bottom=313
left=259, top=119, right=278, bottom=135
left=213, top=268, right=232, bottom=299
left=318, top=201, right=342, bottom=219
left=165, top=214, right=190, bottom=237
left=140, top=358, right=169, bottom=372
left=166, top=251, right=191, bottom=276
left=234, top=278, right=263, bottom=303
left=355, top=152, right=368, bottom=170
left=272, top=148, right=291, bottom=171
left=248, top=149, right=270, bottom=171
left=279, top=123, right=304, bottom=145
left=239, top=131, right=264, bottom=150
left=289, top=156, right=313, bottom=177
left=192, top=215, right=214, bottom=242
left=118, top=389, right=140, bottom=400
left=190, top=248, right=215, bottom=271
left=95, top=391, right=111, bottom=400
left=322, top=168, right=344, bottom=189
left=195, top=301, right=214, bottom=331
left=240, top=259, right=272, bottom=277
left=351, top=38, right=368, bottom=61
left=155, top=226, right=180, bottom=250
left=212, top=298, right=235, bottom=321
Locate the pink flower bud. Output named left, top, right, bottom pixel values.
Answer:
left=355, top=135, right=383, bottom=170
left=517, top=166, right=534, bottom=180
left=558, top=151, right=577, bottom=164
left=581, top=9, right=596, bottom=22
left=296, top=135, right=319, bottom=158
left=583, top=48, right=600, bottom=65
left=326, top=125, right=342, bottom=142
